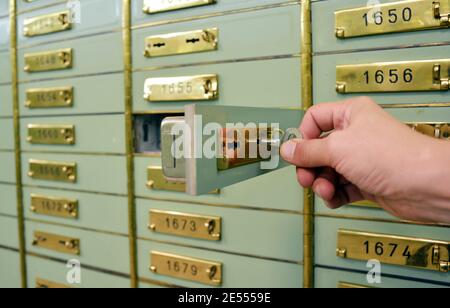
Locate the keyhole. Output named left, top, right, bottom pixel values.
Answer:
left=152, top=42, right=166, bottom=48
left=186, top=38, right=200, bottom=44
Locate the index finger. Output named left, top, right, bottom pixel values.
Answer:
left=300, top=100, right=353, bottom=140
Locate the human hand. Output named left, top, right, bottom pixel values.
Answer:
left=280, top=97, right=450, bottom=224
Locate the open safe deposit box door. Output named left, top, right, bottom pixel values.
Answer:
left=160, top=105, right=303, bottom=196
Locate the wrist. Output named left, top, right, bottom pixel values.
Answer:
left=411, top=139, right=450, bottom=205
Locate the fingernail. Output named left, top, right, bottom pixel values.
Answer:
left=281, top=140, right=297, bottom=161
left=315, top=188, right=324, bottom=200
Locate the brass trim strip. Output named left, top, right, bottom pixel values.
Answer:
left=138, top=236, right=303, bottom=265
left=135, top=195, right=304, bottom=215
left=315, top=213, right=450, bottom=228
left=132, top=1, right=301, bottom=30
left=133, top=54, right=300, bottom=73
left=10, top=0, right=27, bottom=289
left=123, top=0, right=138, bottom=289
left=313, top=41, right=450, bottom=57
left=301, top=0, right=314, bottom=289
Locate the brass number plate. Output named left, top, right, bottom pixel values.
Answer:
left=149, top=210, right=221, bottom=241
left=25, top=87, right=73, bottom=108
left=335, top=0, right=450, bottom=38
left=31, top=194, right=78, bottom=219
left=32, top=231, right=80, bottom=255
left=147, top=166, right=186, bottom=192
left=150, top=251, right=222, bottom=286
left=24, top=48, right=73, bottom=72
left=144, top=28, right=218, bottom=57
left=36, top=278, right=70, bottom=289
left=143, top=0, right=216, bottom=14
left=144, top=75, right=218, bottom=102
left=336, top=59, right=450, bottom=93
left=28, top=159, right=77, bottom=183
left=337, top=229, right=450, bottom=273
left=27, top=124, right=75, bottom=145
left=24, top=11, right=72, bottom=37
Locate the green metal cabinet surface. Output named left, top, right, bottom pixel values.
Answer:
left=315, top=268, right=450, bottom=288
left=0, top=118, right=14, bottom=150
left=315, top=217, right=450, bottom=284
left=138, top=239, right=303, bottom=288
left=23, top=186, right=129, bottom=234
left=313, top=45, right=450, bottom=106
left=0, top=52, right=11, bottom=84
left=1, top=0, right=448, bottom=289
left=136, top=156, right=303, bottom=212
left=17, top=0, right=122, bottom=46
left=133, top=57, right=301, bottom=112
left=18, top=32, right=123, bottom=82
left=132, top=0, right=294, bottom=26
left=0, top=249, right=21, bottom=289
left=0, top=215, right=19, bottom=249
left=0, top=152, right=16, bottom=184
left=20, top=114, right=126, bottom=154
left=0, top=184, right=17, bottom=217
left=132, top=5, right=301, bottom=68
left=136, top=199, right=303, bottom=262
left=27, top=255, right=130, bottom=288
left=312, top=0, right=450, bottom=54
left=0, top=85, right=13, bottom=116
left=21, top=152, right=127, bottom=194
left=25, top=220, right=130, bottom=275
left=19, top=73, right=125, bottom=116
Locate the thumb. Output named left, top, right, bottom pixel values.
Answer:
left=280, top=138, right=332, bottom=168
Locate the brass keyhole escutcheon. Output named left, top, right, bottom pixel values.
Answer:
left=205, top=220, right=216, bottom=235
left=202, top=30, right=216, bottom=44
left=59, top=52, right=71, bottom=67
left=60, top=90, right=72, bottom=105
left=58, top=13, right=70, bottom=28
left=63, top=166, right=76, bottom=181
left=64, top=203, right=76, bottom=216
left=207, top=265, right=218, bottom=281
